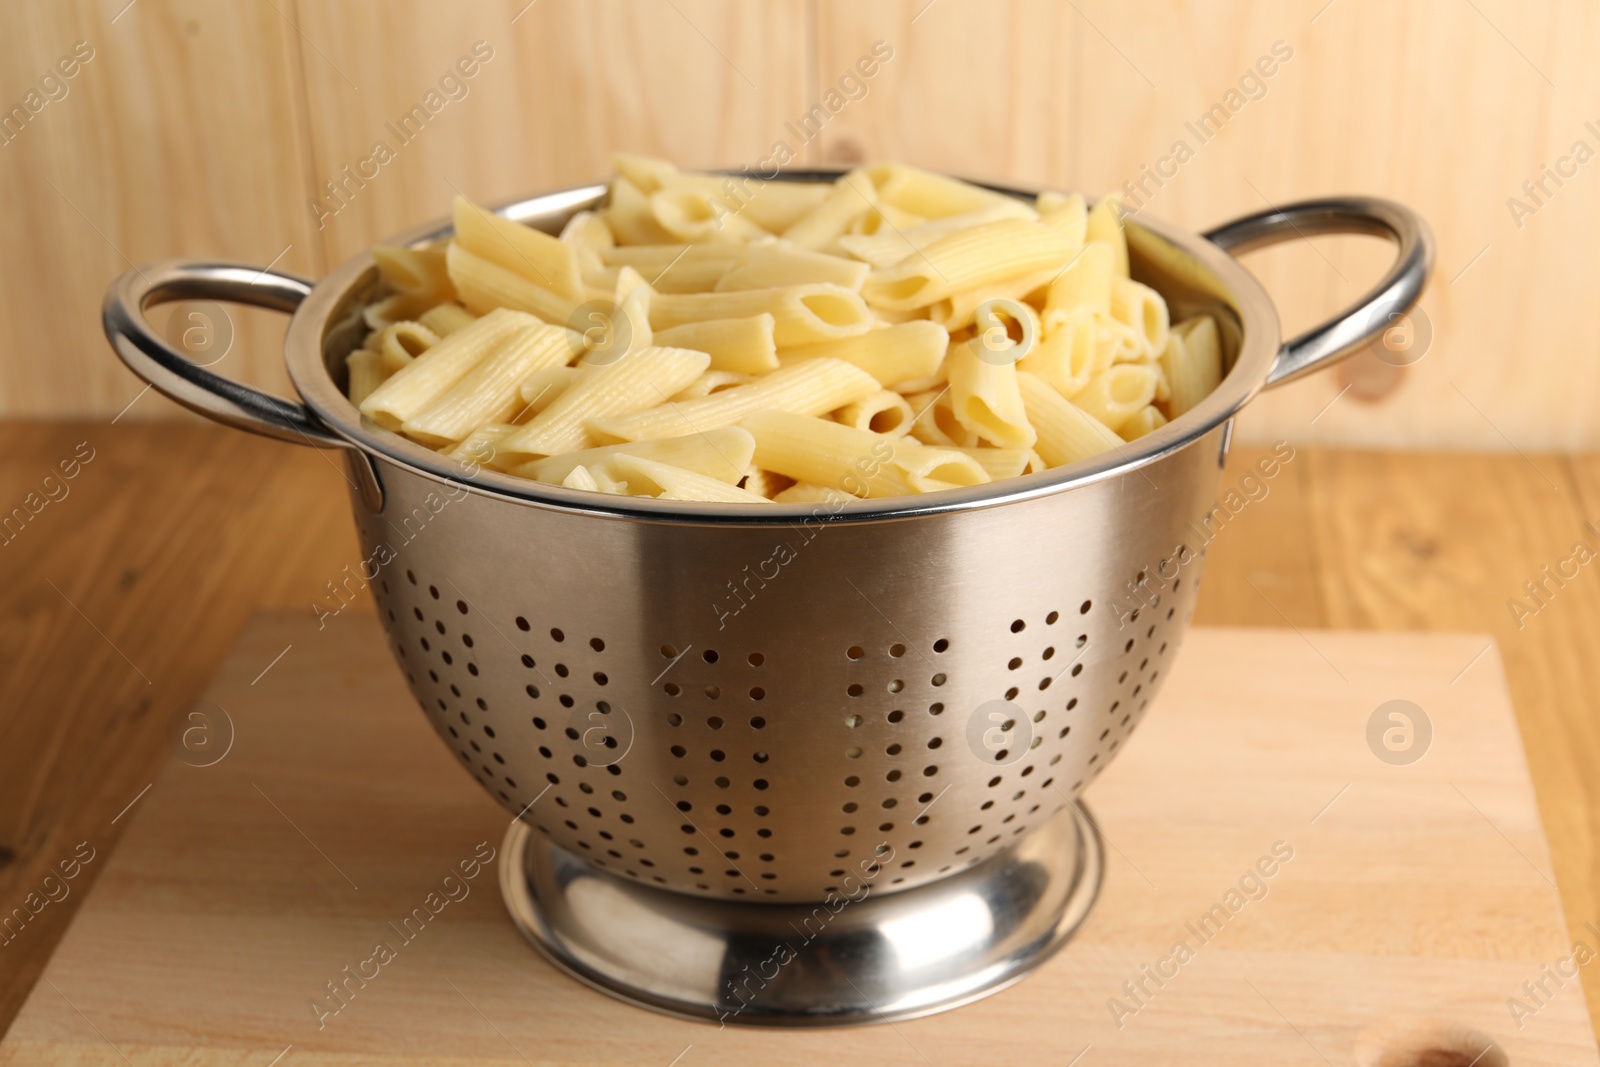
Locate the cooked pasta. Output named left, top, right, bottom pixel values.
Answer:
left=342, top=155, right=1225, bottom=501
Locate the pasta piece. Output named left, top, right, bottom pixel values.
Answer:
left=446, top=423, right=522, bottom=471
left=1084, top=198, right=1129, bottom=277
left=955, top=447, right=1032, bottom=481
left=516, top=427, right=756, bottom=486
left=653, top=314, right=779, bottom=374
left=782, top=170, right=878, bottom=250
left=906, top=388, right=979, bottom=448
left=946, top=343, right=1037, bottom=449
left=1067, top=364, right=1159, bottom=431
left=559, top=209, right=614, bottom=273
left=740, top=468, right=796, bottom=499
left=930, top=269, right=1055, bottom=332
left=402, top=323, right=575, bottom=445
left=1017, top=307, right=1100, bottom=398
left=842, top=202, right=927, bottom=241
left=372, top=246, right=454, bottom=304
left=1044, top=242, right=1115, bottom=316
left=773, top=482, right=847, bottom=504
left=589, top=358, right=879, bottom=442
left=447, top=242, right=578, bottom=324
left=862, top=164, right=1022, bottom=219
left=715, top=245, right=870, bottom=292
left=574, top=270, right=652, bottom=365
left=360, top=308, right=540, bottom=430
left=362, top=292, right=431, bottom=331
left=346, top=349, right=384, bottom=407
left=837, top=203, right=1036, bottom=268
left=741, top=410, right=915, bottom=498
left=775, top=321, right=947, bottom=388
left=452, top=196, right=582, bottom=300
left=648, top=284, right=873, bottom=346
left=890, top=439, right=990, bottom=492
left=561, top=464, right=606, bottom=492
left=374, top=321, right=441, bottom=375
left=1110, top=276, right=1169, bottom=358
left=649, top=187, right=770, bottom=243
left=603, top=176, right=676, bottom=245
left=1038, top=191, right=1088, bottom=248
left=593, top=454, right=772, bottom=503
left=610, top=152, right=678, bottom=194
left=1164, top=315, right=1223, bottom=418
left=658, top=172, right=831, bottom=233
left=417, top=303, right=477, bottom=337
left=1120, top=405, right=1169, bottom=439
left=501, top=346, right=711, bottom=457
left=599, top=244, right=742, bottom=293
left=672, top=370, right=753, bottom=401
left=862, top=219, right=1075, bottom=311
left=518, top=365, right=582, bottom=414
left=835, top=390, right=915, bottom=436
left=1016, top=371, right=1125, bottom=466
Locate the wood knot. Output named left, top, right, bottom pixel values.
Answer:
left=1354, top=1018, right=1508, bottom=1067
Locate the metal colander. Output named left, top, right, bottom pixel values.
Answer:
left=105, top=173, right=1430, bottom=1021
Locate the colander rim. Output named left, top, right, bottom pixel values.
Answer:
left=285, top=169, right=1282, bottom=525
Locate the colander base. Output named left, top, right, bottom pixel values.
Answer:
left=498, top=802, right=1103, bottom=1027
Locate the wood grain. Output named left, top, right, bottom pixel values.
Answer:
left=6, top=0, right=1599, bottom=447
left=0, top=422, right=360, bottom=1034
left=292, top=0, right=812, bottom=266
left=0, top=0, right=324, bottom=419
left=3, top=612, right=1594, bottom=1065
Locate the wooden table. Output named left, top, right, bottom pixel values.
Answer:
left=3, top=422, right=1598, bottom=1043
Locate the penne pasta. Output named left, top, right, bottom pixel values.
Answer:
left=1120, top=405, right=1169, bottom=439
left=862, top=163, right=1024, bottom=220
left=452, top=196, right=583, bottom=300
left=954, top=446, right=1032, bottom=481
left=837, top=202, right=1038, bottom=268
left=835, top=389, right=916, bottom=437
left=653, top=314, right=779, bottom=374
left=715, top=244, right=870, bottom=292
left=672, top=369, right=754, bottom=401
left=1110, top=276, right=1169, bottom=358
left=518, top=365, right=583, bottom=414
left=1164, top=315, right=1223, bottom=418
left=781, top=170, right=878, bottom=250
left=501, top=345, right=710, bottom=457
left=515, top=427, right=756, bottom=486
left=1068, top=364, right=1160, bottom=431
left=743, top=410, right=984, bottom=498
left=1084, top=197, right=1129, bottom=277
left=345, top=155, right=1217, bottom=502
left=862, top=219, right=1075, bottom=311
left=589, top=357, right=879, bottom=442
left=946, top=343, right=1037, bottom=449
left=446, top=422, right=523, bottom=471
left=592, top=454, right=773, bottom=503
left=447, top=241, right=578, bottom=325
left=776, top=320, right=948, bottom=389
left=346, top=349, right=385, bottom=407
left=417, top=302, right=477, bottom=337
left=402, top=323, right=575, bottom=445
left=372, top=246, right=454, bottom=304
left=1016, top=371, right=1126, bottom=466
left=373, top=321, right=441, bottom=375
left=648, top=284, right=873, bottom=346
left=1017, top=307, right=1101, bottom=399
left=360, top=308, right=541, bottom=430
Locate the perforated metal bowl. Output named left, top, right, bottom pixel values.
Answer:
left=105, top=173, right=1430, bottom=1023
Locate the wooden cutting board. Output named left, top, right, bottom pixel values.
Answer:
left=3, top=613, right=1594, bottom=1066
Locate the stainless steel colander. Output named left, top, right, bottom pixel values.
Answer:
left=105, top=173, right=1430, bottom=1025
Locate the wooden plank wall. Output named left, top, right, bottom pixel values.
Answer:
left=1, top=0, right=1595, bottom=450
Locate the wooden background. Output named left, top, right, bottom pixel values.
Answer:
left=1, top=0, right=1595, bottom=449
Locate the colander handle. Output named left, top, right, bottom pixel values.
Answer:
left=102, top=259, right=347, bottom=449
left=1203, top=197, right=1434, bottom=389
